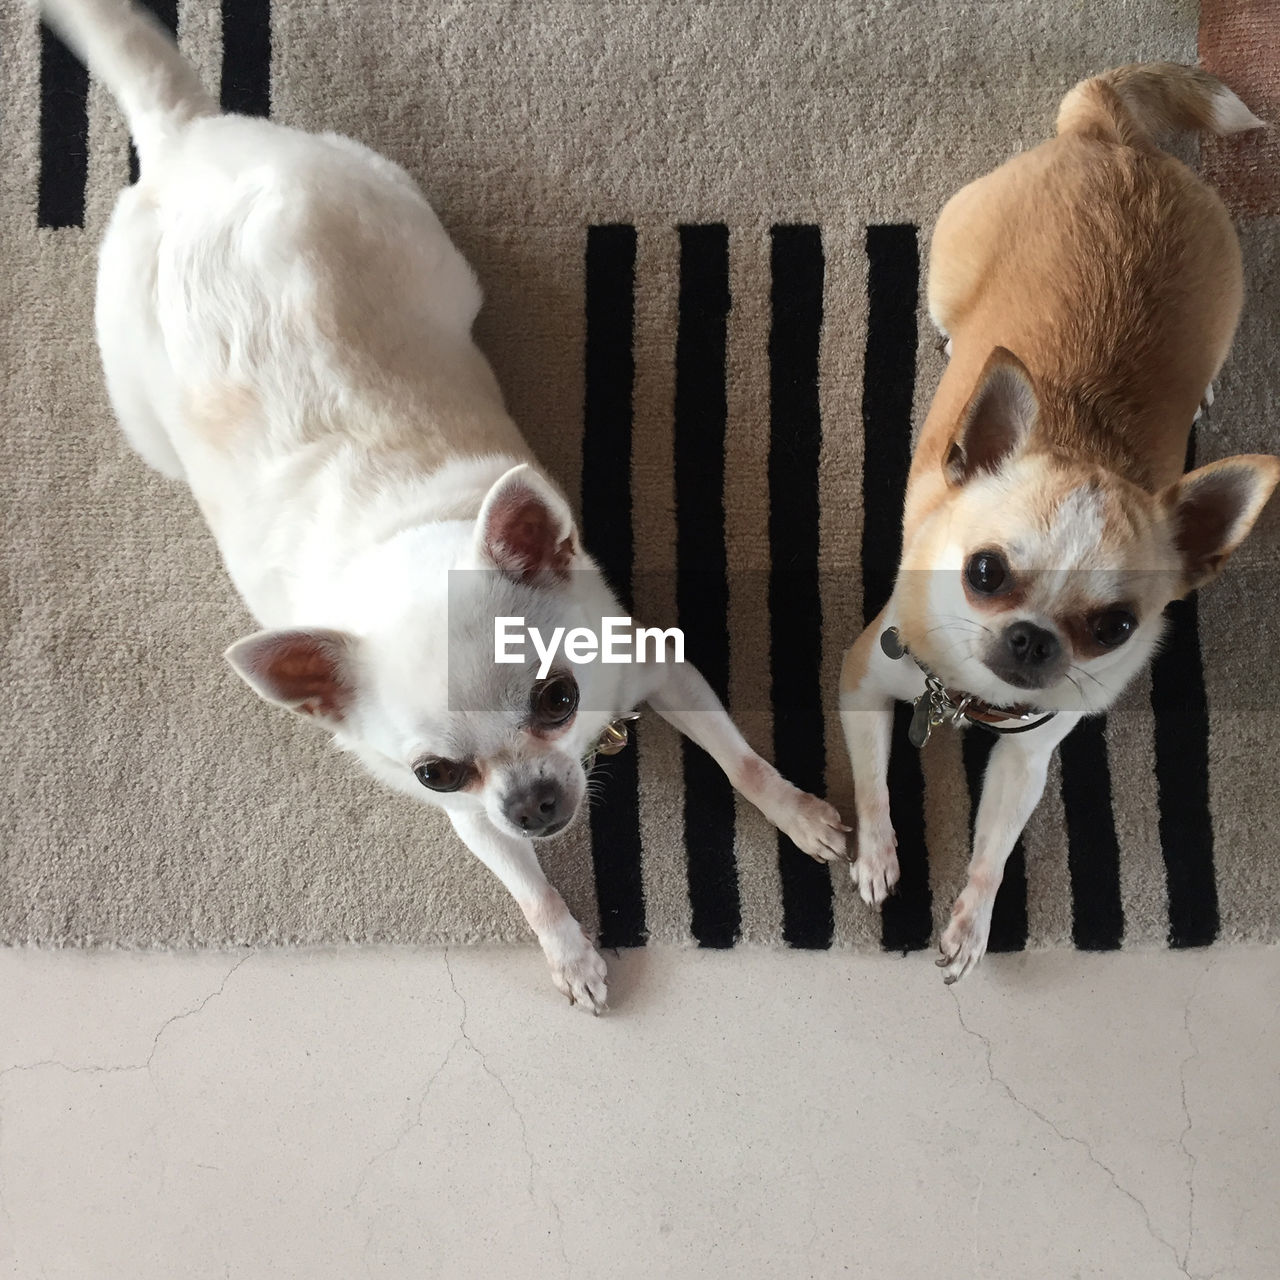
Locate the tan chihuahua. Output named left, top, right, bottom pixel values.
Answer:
left=841, top=64, right=1280, bottom=982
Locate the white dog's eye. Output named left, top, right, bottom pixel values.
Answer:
left=414, top=758, right=471, bottom=792
left=531, top=674, right=579, bottom=727
left=1091, top=609, right=1136, bottom=648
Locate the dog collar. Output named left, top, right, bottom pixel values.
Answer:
left=879, top=627, right=1057, bottom=748
left=582, top=711, right=640, bottom=771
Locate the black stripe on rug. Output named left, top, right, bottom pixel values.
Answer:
left=769, top=224, right=834, bottom=950
left=860, top=224, right=932, bottom=953
left=221, top=0, right=273, bottom=116
left=962, top=729, right=1027, bottom=952
left=581, top=224, right=647, bottom=949
left=675, top=224, right=741, bottom=948
left=1059, top=715, right=1124, bottom=949
left=38, top=17, right=89, bottom=228
left=129, top=2, right=180, bottom=184
left=1150, top=435, right=1218, bottom=947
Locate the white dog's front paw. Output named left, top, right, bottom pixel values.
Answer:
left=851, top=824, right=899, bottom=907
left=779, top=790, right=851, bottom=864
left=937, top=887, right=994, bottom=984
left=541, top=924, right=608, bottom=1014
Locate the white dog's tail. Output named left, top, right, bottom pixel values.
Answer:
left=1056, top=62, right=1264, bottom=151
left=34, top=0, right=216, bottom=168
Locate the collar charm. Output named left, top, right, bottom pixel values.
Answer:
left=582, top=711, right=640, bottom=770
left=880, top=626, right=1056, bottom=748
left=908, top=675, right=953, bottom=749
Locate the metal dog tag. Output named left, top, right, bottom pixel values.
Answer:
left=880, top=627, right=906, bottom=660
left=908, top=692, right=936, bottom=749
left=909, top=683, right=955, bottom=749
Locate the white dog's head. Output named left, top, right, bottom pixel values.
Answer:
left=897, top=349, right=1280, bottom=714
left=226, top=465, right=623, bottom=839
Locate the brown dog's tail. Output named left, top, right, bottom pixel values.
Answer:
left=1056, top=62, right=1264, bottom=151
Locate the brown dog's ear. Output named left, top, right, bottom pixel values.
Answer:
left=1164, top=455, right=1280, bottom=591
left=945, top=347, right=1040, bottom=484
left=224, top=628, right=358, bottom=724
left=476, top=464, right=577, bottom=585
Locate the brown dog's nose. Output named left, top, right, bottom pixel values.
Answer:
left=503, top=781, right=569, bottom=837
left=1004, top=620, right=1060, bottom=667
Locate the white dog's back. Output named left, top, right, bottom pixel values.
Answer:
left=42, top=0, right=529, bottom=619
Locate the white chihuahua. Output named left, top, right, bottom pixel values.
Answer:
left=38, top=0, right=848, bottom=1010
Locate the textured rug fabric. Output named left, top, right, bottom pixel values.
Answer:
left=2, top=0, right=1276, bottom=951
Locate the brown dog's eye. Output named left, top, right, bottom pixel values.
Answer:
left=1092, top=609, right=1136, bottom=648
left=965, top=550, right=1009, bottom=595
left=414, top=758, right=470, bottom=792
left=531, top=674, right=579, bottom=727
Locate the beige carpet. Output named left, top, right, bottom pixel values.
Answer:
left=1, top=0, right=1276, bottom=950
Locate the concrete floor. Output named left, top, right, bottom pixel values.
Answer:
left=0, top=945, right=1276, bottom=1279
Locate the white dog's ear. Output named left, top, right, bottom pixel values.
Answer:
left=224, top=628, right=359, bottom=723
left=945, top=347, right=1039, bottom=484
left=475, top=464, right=577, bottom=584
left=1164, top=455, right=1280, bottom=591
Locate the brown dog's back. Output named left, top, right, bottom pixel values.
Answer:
left=918, top=63, right=1263, bottom=511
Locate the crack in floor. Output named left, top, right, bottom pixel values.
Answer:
left=1177, top=959, right=1214, bottom=1280
left=347, top=1033, right=462, bottom=1276
left=444, top=951, right=572, bottom=1279
left=950, top=988, right=1191, bottom=1279
left=0, top=950, right=255, bottom=1083
left=0, top=949, right=256, bottom=1276
left=346, top=951, right=571, bottom=1280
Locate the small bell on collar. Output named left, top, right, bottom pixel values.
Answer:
left=582, top=711, right=640, bottom=771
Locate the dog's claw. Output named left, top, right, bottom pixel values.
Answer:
left=850, top=827, right=900, bottom=907
left=937, top=894, right=992, bottom=983
left=780, top=792, right=851, bottom=865
left=545, top=927, right=609, bottom=1015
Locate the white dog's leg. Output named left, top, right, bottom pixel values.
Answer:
left=640, top=659, right=849, bottom=864
left=938, top=713, right=1079, bottom=983
left=449, top=810, right=608, bottom=1013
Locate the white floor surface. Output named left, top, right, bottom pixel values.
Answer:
left=1, top=945, right=1277, bottom=1279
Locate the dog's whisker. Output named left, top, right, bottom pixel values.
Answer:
left=1070, top=664, right=1107, bottom=692
left=932, top=613, right=994, bottom=637
left=923, top=622, right=983, bottom=638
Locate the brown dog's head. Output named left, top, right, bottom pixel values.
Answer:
left=896, top=348, right=1280, bottom=712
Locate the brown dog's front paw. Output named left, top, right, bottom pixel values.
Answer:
left=780, top=791, right=851, bottom=864
left=937, top=889, right=994, bottom=984
left=851, top=827, right=899, bottom=908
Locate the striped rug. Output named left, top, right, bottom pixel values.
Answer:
left=1, top=0, right=1277, bottom=952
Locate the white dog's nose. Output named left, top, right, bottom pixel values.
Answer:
left=503, top=781, right=569, bottom=838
